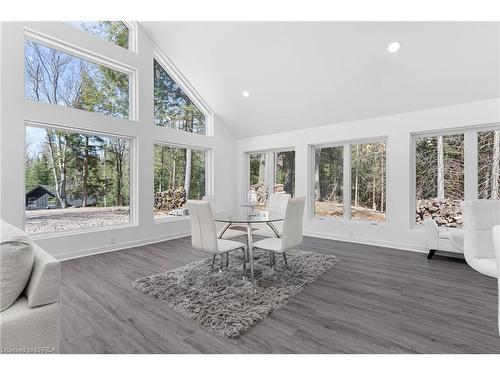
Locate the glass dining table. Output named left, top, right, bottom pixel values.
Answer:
left=213, top=208, right=284, bottom=283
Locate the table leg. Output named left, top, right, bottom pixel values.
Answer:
left=246, top=223, right=254, bottom=284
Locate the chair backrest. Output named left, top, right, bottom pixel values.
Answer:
left=202, top=195, right=224, bottom=213
left=187, top=200, right=218, bottom=254
left=463, top=200, right=500, bottom=263
left=423, top=219, right=439, bottom=249
left=268, top=193, right=291, bottom=213
left=280, top=197, right=305, bottom=251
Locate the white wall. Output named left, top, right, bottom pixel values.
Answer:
left=236, top=98, right=500, bottom=252
left=0, top=22, right=236, bottom=260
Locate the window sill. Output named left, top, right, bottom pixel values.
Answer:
left=154, top=216, right=191, bottom=224
left=309, top=215, right=388, bottom=227
left=27, top=222, right=138, bottom=240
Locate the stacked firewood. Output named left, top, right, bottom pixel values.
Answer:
left=274, top=183, right=284, bottom=193
left=251, top=181, right=269, bottom=204
left=154, top=187, right=187, bottom=212
left=415, top=199, right=463, bottom=227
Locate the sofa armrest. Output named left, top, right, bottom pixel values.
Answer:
left=24, top=244, right=60, bottom=308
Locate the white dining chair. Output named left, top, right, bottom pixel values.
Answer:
left=492, top=225, right=500, bottom=335
left=187, top=200, right=247, bottom=270
left=253, top=193, right=291, bottom=237
left=202, top=195, right=246, bottom=240
left=463, top=200, right=500, bottom=278
left=253, top=196, right=305, bottom=269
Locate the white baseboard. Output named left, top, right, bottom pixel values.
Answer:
left=54, top=231, right=191, bottom=261
left=55, top=229, right=426, bottom=262
left=304, top=230, right=427, bottom=254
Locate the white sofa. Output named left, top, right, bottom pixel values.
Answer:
left=0, top=220, right=60, bottom=354
left=423, top=219, right=464, bottom=259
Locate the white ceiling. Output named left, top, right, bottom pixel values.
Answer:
left=141, top=22, right=500, bottom=138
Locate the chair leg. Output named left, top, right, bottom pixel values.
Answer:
left=283, top=252, right=288, bottom=268
left=427, top=249, right=436, bottom=259
left=272, top=252, right=276, bottom=267
left=211, top=255, right=216, bottom=269
left=269, top=251, right=274, bottom=269
left=219, top=254, right=224, bottom=272
left=242, top=248, right=246, bottom=270
left=226, top=252, right=229, bottom=267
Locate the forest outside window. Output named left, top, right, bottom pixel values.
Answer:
left=154, top=144, right=206, bottom=220
left=314, top=145, right=343, bottom=218
left=274, top=151, right=295, bottom=197
left=25, top=125, right=131, bottom=234
left=415, top=134, right=464, bottom=227
left=154, top=60, right=206, bottom=135
left=66, top=21, right=129, bottom=49
left=350, top=142, right=386, bottom=222
left=25, top=39, right=130, bottom=119
left=478, top=130, right=500, bottom=199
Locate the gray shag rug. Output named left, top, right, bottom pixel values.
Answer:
left=132, top=248, right=338, bottom=338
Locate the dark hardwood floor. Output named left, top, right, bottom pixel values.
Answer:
left=60, top=236, right=500, bottom=353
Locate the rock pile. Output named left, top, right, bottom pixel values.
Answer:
left=154, top=187, right=187, bottom=213
left=416, top=198, right=463, bottom=227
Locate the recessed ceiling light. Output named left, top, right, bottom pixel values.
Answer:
left=388, top=42, right=401, bottom=53
left=242, top=91, right=250, bottom=98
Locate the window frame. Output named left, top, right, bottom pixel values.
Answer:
left=23, top=121, right=138, bottom=239
left=24, top=29, right=138, bottom=121
left=153, top=49, right=213, bottom=136
left=410, top=122, right=500, bottom=231
left=153, top=140, right=212, bottom=223
left=65, top=21, right=137, bottom=52
left=309, top=136, right=388, bottom=225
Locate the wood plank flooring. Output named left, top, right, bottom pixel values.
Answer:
left=60, top=236, right=500, bottom=353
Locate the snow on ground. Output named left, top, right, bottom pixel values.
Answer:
left=25, top=206, right=129, bottom=234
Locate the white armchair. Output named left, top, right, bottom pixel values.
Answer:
left=0, top=220, right=60, bottom=353
left=423, top=219, right=464, bottom=259
left=253, top=197, right=305, bottom=269
left=462, top=200, right=500, bottom=277
left=187, top=200, right=246, bottom=270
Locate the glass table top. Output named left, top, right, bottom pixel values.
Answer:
left=213, top=209, right=284, bottom=223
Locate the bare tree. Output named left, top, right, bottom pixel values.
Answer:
left=492, top=130, right=500, bottom=199
left=184, top=148, right=192, bottom=198
left=437, top=135, right=445, bottom=200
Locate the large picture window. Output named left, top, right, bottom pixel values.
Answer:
left=66, top=21, right=129, bottom=49
left=478, top=130, right=500, bottom=199
left=154, top=144, right=206, bottom=219
left=350, top=142, right=386, bottom=222
left=312, top=140, right=386, bottom=222
left=154, top=60, right=206, bottom=134
left=25, top=125, right=131, bottom=234
left=25, top=40, right=130, bottom=119
left=415, top=134, right=464, bottom=227
left=314, top=145, right=343, bottom=218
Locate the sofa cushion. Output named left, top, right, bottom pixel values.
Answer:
left=1, top=220, right=35, bottom=312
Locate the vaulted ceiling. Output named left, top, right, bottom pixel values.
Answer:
left=141, top=22, right=500, bottom=138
